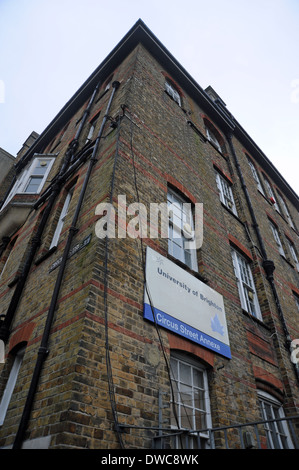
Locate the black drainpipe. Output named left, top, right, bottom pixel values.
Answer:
left=226, top=132, right=299, bottom=383
left=0, top=236, right=10, bottom=259
left=13, top=81, right=120, bottom=449
left=0, top=81, right=101, bottom=345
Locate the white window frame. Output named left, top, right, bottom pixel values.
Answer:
left=258, top=391, right=294, bottom=449
left=277, top=193, right=295, bottom=229
left=269, top=222, right=285, bottom=257
left=85, top=111, right=100, bottom=143
left=170, top=352, right=212, bottom=449
left=167, top=188, right=197, bottom=272
left=165, top=81, right=181, bottom=106
left=0, top=346, right=25, bottom=426
left=1, top=156, right=55, bottom=210
left=206, top=127, right=222, bottom=152
left=50, top=186, right=74, bottom=249
left=263, top=177, right=280, bottom=213
left=247, top=158, right=265, bottom=195
left=231, top=249, right=262, bottom=319
left=287, top=239, right=299, bottom=271
left=215, top=171, right=238, bottom=216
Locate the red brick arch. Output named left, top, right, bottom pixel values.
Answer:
left=167, top=331, right=215, bottom=368
left=166, top=175, right=197, bottom=204
left=8, top=322, right=35, bottom=353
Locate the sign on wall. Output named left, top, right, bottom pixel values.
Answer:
left=143, top=247, right=231, bottom=359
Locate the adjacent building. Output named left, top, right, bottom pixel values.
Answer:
left=0, top=20, right=298, bottom=449
left=0, top=147, right=15, bottom=202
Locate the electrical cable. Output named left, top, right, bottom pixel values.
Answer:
left=102, top=108, right=125, bottom=449
left=126, top=115, right=191, bottom=445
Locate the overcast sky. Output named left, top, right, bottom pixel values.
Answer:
left=0, top=0, right=298, bottom=195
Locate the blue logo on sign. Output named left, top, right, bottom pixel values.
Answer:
left=211, top=314, right=224, bottom=336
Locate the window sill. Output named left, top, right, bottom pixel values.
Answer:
left=208, top=140, right=227, bottom=159
left=7, top=275, right=20, bottom=288
left=290, top=225, right=299, bottom=237
left=258, top=191, right=280, bottom=211
left=187, top=120, right=207, bottom=143
left=95, top=88, right=109, bottom=104
left=241, top=309, right=269, bottom=329
left=220, top=202, right=244, bottom=224
left=34, top=246, right=57, bottom=266
left=280, top=254, right=298, bottom=271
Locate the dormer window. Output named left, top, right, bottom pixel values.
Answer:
left=165, top=80, right=181, bottom=106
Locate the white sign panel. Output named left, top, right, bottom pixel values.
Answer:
left=143, top=247, right=231, bottom=359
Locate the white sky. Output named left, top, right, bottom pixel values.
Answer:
left=0, top=0, right=298, bottom=195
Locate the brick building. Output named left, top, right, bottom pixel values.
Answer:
left=0, top=20, right=298, bottom=449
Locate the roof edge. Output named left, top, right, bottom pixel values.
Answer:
left=15, top=19, right=298, bottom=205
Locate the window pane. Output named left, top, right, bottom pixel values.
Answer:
left=195, top=409, right=207, bottom=429
left=165, top=81, right=181, bottom=105
left=172, top=380, right=179, bottom=405
left=167, top=189, right=197, bottom=271
left=181, top=384, right=193, bottom=407
left=24, top=176, right=43, bottom=193
left=184, top=250, right=191, bottom=268
left=194, top=389, right=205, bottom=411
left=171, top=240, right=183, bottom=261
left=32, top=160, right=51, bottom=175
left=193, top=368, right=204, bottom=389
left=180, top=405, right=194, bottom=429
left=171, top=403, right=179, bottom=427
left=180, top=362, right=191, bottom=384
left=259, top=396, right=293, bottom=449
left=170, top=355, right=211, bottom=441
left=170, top=358, right=178, bottom=380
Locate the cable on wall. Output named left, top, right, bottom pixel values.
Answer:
left=101, top=99, right=125, bottom=449
left=125, top=112, right=189, bottom=441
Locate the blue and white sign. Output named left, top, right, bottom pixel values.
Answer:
left=143, top=247, right=231, bottom=359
